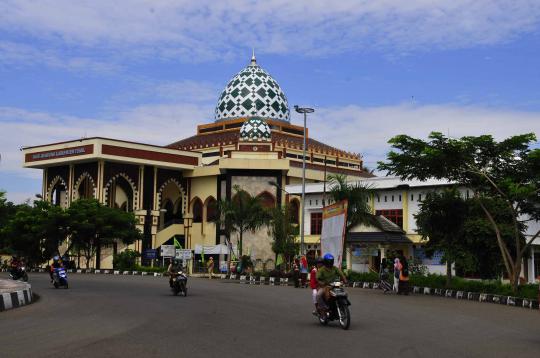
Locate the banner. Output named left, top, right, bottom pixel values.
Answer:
left=320, top=200, right=348, bottom=267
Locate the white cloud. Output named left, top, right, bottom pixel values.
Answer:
left=1, top=0, right=539, bottom=63
left=306, top=104, right=540, bottom=170
left=0, top=41, right=120, bottom=73
left=2, top=102, right=540, bottom=202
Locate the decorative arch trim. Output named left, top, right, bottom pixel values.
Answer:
left=72, top=171, right=97, bottom=200
left=46, top=175, right=69, bottom=207
left=157, top=178, right=187, bottom=215
left=103, top=173, right=138, bottom=210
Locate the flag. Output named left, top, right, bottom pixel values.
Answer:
left=276, top=254, right=283, bottom=267
left=173, top=238, right=182, bottom=249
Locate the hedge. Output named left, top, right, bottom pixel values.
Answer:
left=345, top=271, right=539, bottom=300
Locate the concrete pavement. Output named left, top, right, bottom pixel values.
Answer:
left=0, top=272, right=539, bottom=358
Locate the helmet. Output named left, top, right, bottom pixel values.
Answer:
left=173, top=259, right=180, bottom=266
left=53, top=255, right=60, bottom=262
left=315, top=257, right=324, bottom=265
left=323, top=253, right=334, bottom=267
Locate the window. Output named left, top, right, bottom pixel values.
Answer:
left=376, top=209, right=404, bottom=228
left=192, top=198, right=203, bottom=223
left=311, top=212, right=323, bottom=235
left=257, top=192, right=276, bottom=209
left=411, top=194, right=414, bottom=201
left=377, top=195, right=380, bottom=202
left=399, top=195, right=402, bottom=202
left=315, top=199, right=318, bottom=206
left=384, top=196, right=387, bottom=202
left=418, top=194, right=422, bottom=201
left=206, top=198, right=217, bottom=222
left=290, top=200, right=300, bottom=224
left=309, top=200, right=312, bottom=206
left=391, top=195, right=394, bottom=202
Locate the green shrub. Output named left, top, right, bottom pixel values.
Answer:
left=345, top=271, right=378, bottom=282
left=113, top=249, right=140, bottom=271
left=409, top=274, right=539, bottom=299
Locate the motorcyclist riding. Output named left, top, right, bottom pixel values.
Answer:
left=50, top=256, right=63, bottom=282
left=167, top=258, right=182, bottom=287
left=316, top=253, right=347, bottom=315
left=9, top=256, right=21, bottom=278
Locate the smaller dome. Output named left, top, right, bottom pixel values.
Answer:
left=240, top=117, right=271, bottom=142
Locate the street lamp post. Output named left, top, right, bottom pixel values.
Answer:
left=294, top=105, right=315, bottom=255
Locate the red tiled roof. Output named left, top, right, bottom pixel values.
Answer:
left=166, top=130, right=360, bottom=159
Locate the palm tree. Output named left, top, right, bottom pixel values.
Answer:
left=327, top=174, right=374, bottom=233
left=268, top=203, right=299, bottom=270
left=215, top=186, right=269, bottom=259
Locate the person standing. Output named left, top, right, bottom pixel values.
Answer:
left=207, top=257, right=214, bottom=279
left=300, top=255, right=308, bottom=288
left=398, top=256, right=410, bottom=295
left=310, top=257, right=324, bottom=314
left=293, top=258, right=300, bottom=288
left=393, top=257, right=401, bottom=293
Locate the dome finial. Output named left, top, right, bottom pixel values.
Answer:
left=250, top=48, right=257, bottom=66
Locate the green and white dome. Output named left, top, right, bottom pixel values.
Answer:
left=215, top=53, right=290, bottom=122
left=240, top=117, right=271, bottom=142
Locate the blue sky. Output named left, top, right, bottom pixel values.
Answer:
left=1, top=0, right=540, bottom=203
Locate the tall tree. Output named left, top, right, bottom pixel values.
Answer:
left=379, top=132, right=540, bottom=291
left=68, top=199, right=141, bottom=268
left=215, top=186, right=269, bottom=258
left=414, top=187, right=469, bottom=286
left=268, top=203, right=299, bottom=268
left=3, top=200, right=70, bottom=265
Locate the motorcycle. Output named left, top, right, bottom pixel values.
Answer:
left=316, top=281, right=351, bottom=330
left=171, top=271, right=188, bottom=296
left=9, top=266, right=28, bottom=282
left=53, top=267, right=69, bottom=289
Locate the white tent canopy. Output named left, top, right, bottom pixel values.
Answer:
left=194, top=244, right=237, bottom=255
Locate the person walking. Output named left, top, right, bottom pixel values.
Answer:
left=207, top=257, right=214, bottom=279
left=379, top=258, right=392, bottom=293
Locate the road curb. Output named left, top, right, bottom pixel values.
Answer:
left=217, top=274, right=540, bottom=311
left=0, top=279, right=33, bottom=312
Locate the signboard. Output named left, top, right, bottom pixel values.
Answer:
left=320, top=200, right=348, bottom=267
left=26, top=144, right=94, bottom=162
left=143, top=249, right=157, bottom=260
left=175, top=249, right=192, bottom=260
left=160, top=245, right=176, bottom=258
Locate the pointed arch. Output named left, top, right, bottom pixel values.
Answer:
left=73, top=172, right=96, bottom=200
left=191, top=197, right=203, bottom=223
left=47, top=175, right=69, bottom=208
left=157, top=178, right=187, bottom=217
left=204, top=196, right=217, bottom=222
left=289, top=198, right=300, bottom=224
left=103, top=173, right=137, bottom=211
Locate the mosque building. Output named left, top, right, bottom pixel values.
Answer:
left=21, top=54, right=372, bottom=270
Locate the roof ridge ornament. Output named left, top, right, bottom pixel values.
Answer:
left=250, top=48, right=257, bottom=66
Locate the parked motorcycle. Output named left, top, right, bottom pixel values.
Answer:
left=316, top=281, right=351, bottom=330
left=53, top=267, right=69, bottom=289
left=9, top=266, right=28, bottom=282
left=171, top=271, right=188, bottom=296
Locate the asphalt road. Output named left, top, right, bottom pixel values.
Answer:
left=1, top=273, right=539, bottom=358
